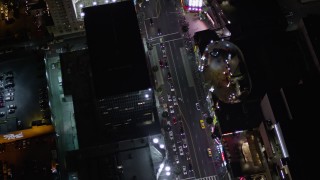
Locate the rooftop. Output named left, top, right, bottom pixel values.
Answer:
left=83, top=1, right=151, bottom=98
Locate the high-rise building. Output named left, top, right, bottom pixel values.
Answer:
left=45, top=0, right=85, bottom=37
left=58, top=1, right=162, bottom=179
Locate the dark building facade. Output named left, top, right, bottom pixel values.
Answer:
left=62, top=1, right=160, bottom=179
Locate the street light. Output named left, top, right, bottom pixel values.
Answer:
left=159, top=144, right=165, bottom=149
left=165, top=166, right=171, bottom=171
left=153, top=138, right=159, bottom=144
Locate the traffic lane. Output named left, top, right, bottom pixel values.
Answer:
left=165, top=40, right=204, bottom=177
left=162, top=61, right=197, bottom=178
left=157, top=0, right=181, bottom=39
left=171, top=52, right=218, bottom=177
left=163, top=21, right=218, bottom=177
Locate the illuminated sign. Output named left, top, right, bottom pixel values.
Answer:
left=187, top=0, right=203, bottom=12
left=3, top=132, right=23, bottom=140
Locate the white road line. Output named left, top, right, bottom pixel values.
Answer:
left=149, top=32, right=180, bottom=41
left=168, top=42, right=184, bottom=100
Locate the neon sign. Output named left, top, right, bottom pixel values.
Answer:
left=3, top=132, right=23, bottom=140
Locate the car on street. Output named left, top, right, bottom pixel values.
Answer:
left=166, top=120, right=171, bottom=126
left=170, top=84, right=174, bottom=91
left=169, top=106, right=174, bottom=114
left=0, top=112, right=5, bottom=117
left=196, top=103, right=201, bottom=110
left=200, top=119, right=205, bottom=129
left=167, top=72, right=172, bottom=80
left=207, top=148, right=212, bottom=157
left=7, top=104, right=16, bottom=109
left=174, top=155, right=179, bottom=164
left=164, top=59, right=169, bottom=68
left=179, top=146, right=184, bottom=156
left=180, top=126, right=185, bottom=135
left=162, top=49, right=167, bottom=58
left=157, top=28, right=162, bottom=35
left=8, top=109, right=15, bottom=114
left=5, top=92, right=14, bottom=96
left=160, top=43, right=165, bottom=49
left=169, top=131, right=174, bottom=140
left=167, top=94, right=172, bottom=102
left=149, top=18, right=153, bottom=25
left=182, top=138, right=187, bottom=148
left=182, top=166, right=187, bottom=175
left=188, top=163, right=193, bottom=171
left=172, top=96, right=178, bottom=105
left=172, top=116, right=177, bottom=124
left=159, top=59, right=164, bottom=68
left=172, top=144, right=176, bottom=152
left=5, top=96, right=13, bottom=101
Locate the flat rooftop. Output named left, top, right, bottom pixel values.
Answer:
left=83, top=1, right=151, bottom=98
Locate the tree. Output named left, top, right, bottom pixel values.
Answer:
left=173, top=166, right=182, bottom=175
left=152, top=65, right=159, bottom=72
left=206, top=116, right=213, bottom=124
left=162, top=111, right=169, bottom=118
left=156, top=86, right=163, bottom=94
left=181, top=25, right=189, bottom=33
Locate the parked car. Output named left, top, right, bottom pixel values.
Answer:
left=182, top=166, right=187, bottom=175
left=5, top=92, right=14, bottom=96
left=195, top=103, right=201, bottom=110
left=179, top=146, right=184, bottom=156
left=149, top=18, right=153, bottom=25
left=200, top=119, right=205, bottom=129
left=169, top=106, right=174, bottom=114
left=174, top=155, right=179, bottom=164
left=207, top=148, right=212, bottom=157
left=169, top=131, right=174, bottom=140
left=172, top=144, right=176, bottom=152
left=7, top=104, right=16, bottom=109
left=5, top=96, right=13, bottom=101
left=157, top=28, right=162, bottom=35
left=8, top=109, right=15, bottom=114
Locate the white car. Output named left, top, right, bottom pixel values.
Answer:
left=169, top=131, right=174, bottom=140
left=182, top=138, right=187, bottom=148
left=182, top=166, right=187, bottom=175
left=172, top=96, right=178, bottom=106
left=174, top=155, right=179, bottom=164
left=195, top=103, right=201, bottom=110
left=179, top=146, right=184, bottom=156
left=166, top=120, right=171, bottom=126
left=170, top=84, right=175, bottom=91
left=7, top=104, right=17, bottom=109
left=8, top=109, right=15, bottom=114
left=169, top=106, right=174, bottom=114
left=5, top=96, right=13, bottom=101
left=172, top=144, right=177, bottom=152
left=5, top=92, right=14, bottom=96
left=167, top=94, right=172, bottom=102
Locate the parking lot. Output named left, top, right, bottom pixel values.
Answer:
left=0, top=52, right=50, bottom=134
